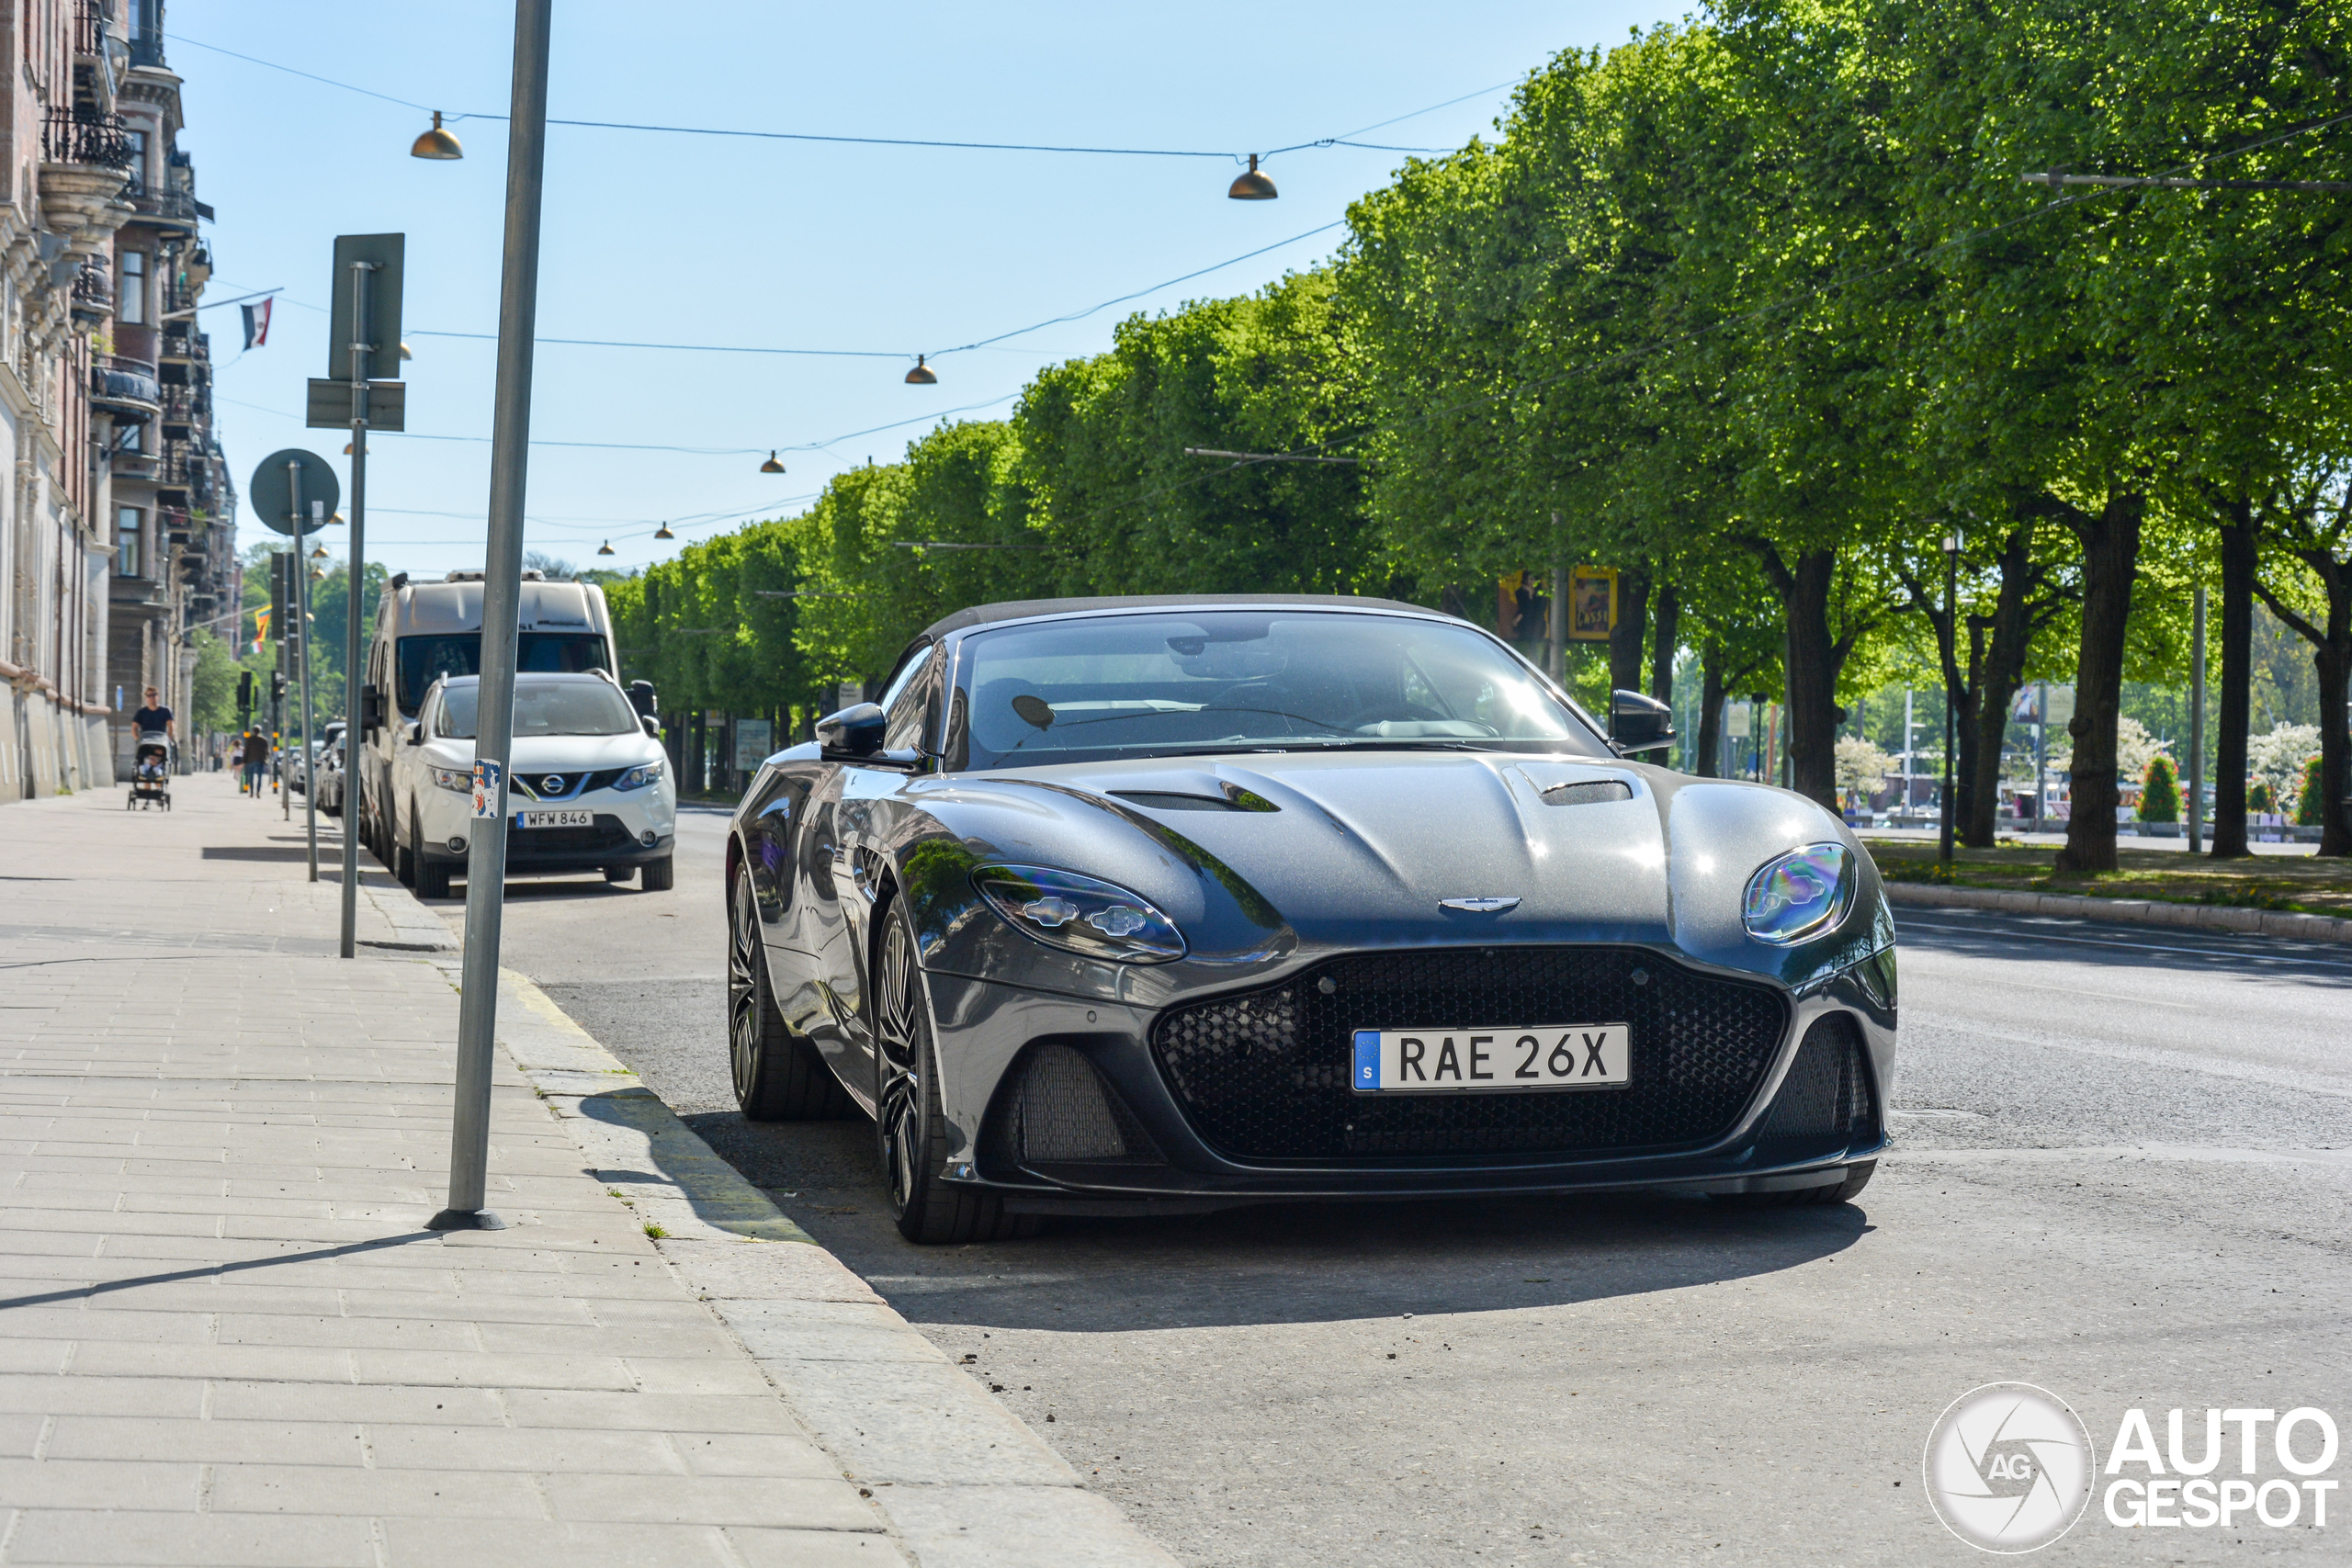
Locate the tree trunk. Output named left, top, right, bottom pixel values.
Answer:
left=2054, top=492, right=2145, bottom=874
left=1766, top=548, right=1842, bottom=811
left=2211, top=505, right=2256, bottom=859
left=2256, top=554, right=2352, bottom=859
left=1647, top=581, right=1679, bottom=705
left=1695, top=642, right=1724, bottom=779
left=1609, top=564, right=1652, bottom=696
left=1963, top=528, right=2041, bottom=848
left=2318, top=628, right=2351, bottom=857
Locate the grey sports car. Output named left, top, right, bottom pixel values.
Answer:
left=725, top=595, right=1895, bottom=1243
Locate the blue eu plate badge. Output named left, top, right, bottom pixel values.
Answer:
left=1353, top=1031, right=1380, bottom=1089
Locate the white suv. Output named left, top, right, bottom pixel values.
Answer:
left=389, top=671, right=677, bottom=897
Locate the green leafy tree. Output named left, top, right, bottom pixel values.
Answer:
left=2295, top=754, right=2325, bottom=828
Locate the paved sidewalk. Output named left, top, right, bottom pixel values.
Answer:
left=0, top=777, right=1173, bottom=1566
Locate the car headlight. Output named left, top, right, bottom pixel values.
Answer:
left=972, top=864, right=1186, bottom=964
left=1743, top=843, right=1851, bottom=943
left=426, top=765, right=471, bottom=794
left=614, top=760, right=663, bottom=792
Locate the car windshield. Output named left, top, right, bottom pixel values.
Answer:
left=433, top=681, right=638, bottom=739
left=396, top=631, right=609, bottom=714
left=954, top=610, right=1609, bottom=768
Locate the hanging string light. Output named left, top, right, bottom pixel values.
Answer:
left=653, top=522, right=675, bottom=540
left=596, top=540, right=616, bottom=556
left=904, top=355, right=937, bottom=385
left=410, top=111, right=463, bottom=160
left=760, top=451, right=786, bottom=473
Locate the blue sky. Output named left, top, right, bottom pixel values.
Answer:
left=178, top=1, right=1679, bottom=580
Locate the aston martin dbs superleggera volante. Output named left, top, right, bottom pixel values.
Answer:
left=725, top=595, right=1895, bottom=1242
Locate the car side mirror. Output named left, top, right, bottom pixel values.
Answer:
left=403, top=721, right=423, bottom=747
left=627, top=679, right=658, bottom=720
left=359, top=683, right=383, bottom=738
left=1609, top=689, right=1675, bottom=754
left=816, top=703, right=887, bottom=758
left=640, top=716, right=659, bottom=739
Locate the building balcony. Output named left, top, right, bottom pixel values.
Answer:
left=41, top=108, right=133, bottom=173
left=91, top=354, right=160, bottom=419
left=115, top=180, right=206, bottom=234
left=158, top=382, right=209, bottom=430
left=69, top=257, right=112, bottom=326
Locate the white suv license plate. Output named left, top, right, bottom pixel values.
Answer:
left=517, top=808, right=594, bottom=829
left=1351, top=1025, right=1631, bottom=1094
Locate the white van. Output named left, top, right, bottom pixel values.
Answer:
left=355, top=570, right=642, bottom=876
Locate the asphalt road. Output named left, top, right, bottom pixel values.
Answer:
left=433, top=818, right=2352, bottom=1566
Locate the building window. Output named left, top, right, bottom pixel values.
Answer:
left=119, top=251, right=146, bottom=325
left=124, top=129, right=148, bottom=192
left=117, top=507, right=143, bottom=579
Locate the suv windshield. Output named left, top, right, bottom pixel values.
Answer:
left=396, top=632, right=609, bottom=714
left=954, top=610, right=1608, bottom=769
left=434, top=681, right=639, bottom=739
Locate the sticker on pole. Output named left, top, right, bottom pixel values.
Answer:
left=470, top=760, right=503, bottom=818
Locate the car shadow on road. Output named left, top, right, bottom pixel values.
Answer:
left=683, top=1111, right=1870, bottom=1333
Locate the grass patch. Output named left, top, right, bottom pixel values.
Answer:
left=642, top=1222, right=668, bottom=1239
left=1862, top=836, right=2352, bottom=918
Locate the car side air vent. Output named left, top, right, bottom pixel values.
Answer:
left=1110, top=789, right=1278, bottom=813
left=985, top=1044, right=1166, bottom=1168
left=1541, top=780, right=1634, bottom=807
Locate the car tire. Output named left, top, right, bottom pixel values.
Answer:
left=728, top=861, right=851, bottom=1121
left=393, top=803, right=417, bottom=887
left=1710, top=1159, right=1875, bottom=1209
left=872, top=896, right=1037, bottom=1245
left=641, top=856, right=675, bottom=892
left=412, top=810, right=451, bottom=899
left=603, top=865, right=630, bottom=883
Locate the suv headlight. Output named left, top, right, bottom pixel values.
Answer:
left=973, top=864, right=1185, bottom=964
left=426, top=765, right=471, bottom=794
left=1743, top=843, right=1851, bottom=943
left=614, top=760, right=663, bottom=792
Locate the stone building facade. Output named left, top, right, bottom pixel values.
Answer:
left=0, top=0, right=229, bottom=801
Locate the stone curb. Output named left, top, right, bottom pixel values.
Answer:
left=1883, top=881, right=2352, bottom=944
left=363, top=863, right=1177, bottom=1567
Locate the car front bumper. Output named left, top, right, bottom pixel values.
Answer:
left=917, top=947, right=1895, bottom=1213
left=413, top=784, right=676, bottom=871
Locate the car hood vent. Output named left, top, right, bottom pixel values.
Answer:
left=1540, top=780, right=1634, bottom=807
left=1108, top=789, right=1277, bottom=813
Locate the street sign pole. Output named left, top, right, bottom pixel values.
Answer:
left=291, top=467, right=320, bottom=883
left=433, top=0, right=552, bottom=1233
left=341, top=257, right=378, bottom=958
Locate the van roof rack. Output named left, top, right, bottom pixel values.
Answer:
left=438, top=570, right=547, bottom=582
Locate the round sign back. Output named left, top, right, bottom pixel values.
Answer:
left=249, top=449, right=341, bottom=536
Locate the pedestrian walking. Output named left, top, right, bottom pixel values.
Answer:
left=239, top=729, right=268, bottom=797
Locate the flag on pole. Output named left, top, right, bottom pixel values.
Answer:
left=241, top=297, right=273, bottom=350
left=254, top=607, right=271, bottom=649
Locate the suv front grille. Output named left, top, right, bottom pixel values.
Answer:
left=1150, top=947, right=1788, bottom=1160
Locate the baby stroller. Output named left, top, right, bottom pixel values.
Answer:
left=127, top=732, right=172, bottom=811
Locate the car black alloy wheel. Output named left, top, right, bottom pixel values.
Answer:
left=728, top=862, right=850, bottom=1121
left=872, top=897, right=1035, bottom=1245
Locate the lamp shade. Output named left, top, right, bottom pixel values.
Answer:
left=411, top=111, right=463, bottom=161
left=1228, top=153, right=1277, bottom=200
left=905, top=355, right=937, bottom=385
left=596, top=540, right=616, bottom=556
left=760, top=451, right=786, bottom=474
left=653, top=523, right=675, bottom=540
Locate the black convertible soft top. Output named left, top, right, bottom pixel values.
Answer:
left=920, top=592, right=1445, bottom=641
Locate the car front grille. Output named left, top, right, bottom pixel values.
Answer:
left=509, top=812, right=634, bottom=857
left=1750, top=1012, right=1878, bottom=1162
left=513, top=769, right=625, bottom=801
left=1150, top=947, right=1789, bottom=1161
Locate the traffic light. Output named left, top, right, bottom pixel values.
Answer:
left=237, top=671, right=254, bottom=710
left=271, top=671, right=288, bottom=704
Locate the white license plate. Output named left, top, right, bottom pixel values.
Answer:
left=1351, top=1025, right=1630, bottom=1093
left=517, top=808, right=594, bottom=829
